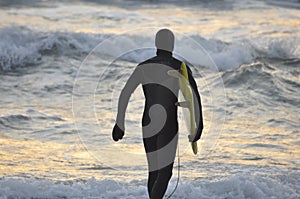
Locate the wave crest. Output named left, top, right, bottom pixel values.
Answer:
left=0, top=26, right=299, bottom=71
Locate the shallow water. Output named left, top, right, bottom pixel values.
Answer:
left=0, top=0, right=299, bottom=198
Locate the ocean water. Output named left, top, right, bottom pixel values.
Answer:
left=0, top=0, right=299, bottom=198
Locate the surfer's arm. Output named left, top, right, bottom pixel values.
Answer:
left=187, top=66, right=203, bottom=141
left=115, top=66, right=141, bottom=131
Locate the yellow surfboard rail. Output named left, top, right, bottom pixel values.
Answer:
left=179, top=62, right=198, bottom=155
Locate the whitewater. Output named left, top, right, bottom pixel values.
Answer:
left=0, top=0, right=299, bottom=198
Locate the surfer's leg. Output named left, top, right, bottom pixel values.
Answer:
left=143, top=135, right=158, bottom=198
left=150, top=127, right=178, bottom=199
left=150, top=163, right=174, bottom=199
left=148, top=170, right=158, bottom=197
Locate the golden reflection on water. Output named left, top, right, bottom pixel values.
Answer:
left=0, top=138, right=100, bottom=180
left=212, top=121, right=300, bottom=168
left=0, top=116, right=298, bottom=180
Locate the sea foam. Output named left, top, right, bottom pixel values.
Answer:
left=0, top=171, right=299, bottom=199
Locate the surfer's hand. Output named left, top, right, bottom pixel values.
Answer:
left=188, top=135, right=195, bottom=142
left=112, top=124, right=124, bottom=142
left=188, top=134, right=199, bottom=142
left=188, top=128, right=202, bottom=142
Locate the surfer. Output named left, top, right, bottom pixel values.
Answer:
left=112, top=29, right=203, bottom=198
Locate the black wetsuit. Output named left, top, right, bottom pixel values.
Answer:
left=114, top=49, right=203, bottom=199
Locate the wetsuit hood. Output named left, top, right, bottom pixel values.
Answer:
left=155, top=29, right=174, bottom=53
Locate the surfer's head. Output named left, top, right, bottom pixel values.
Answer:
left=155, top=29, right=174, bottom=53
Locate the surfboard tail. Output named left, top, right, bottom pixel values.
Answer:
left=191, top=142, right=198, bottom=155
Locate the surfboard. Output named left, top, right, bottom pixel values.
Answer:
left=167, top=62, right=198, bottom=155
